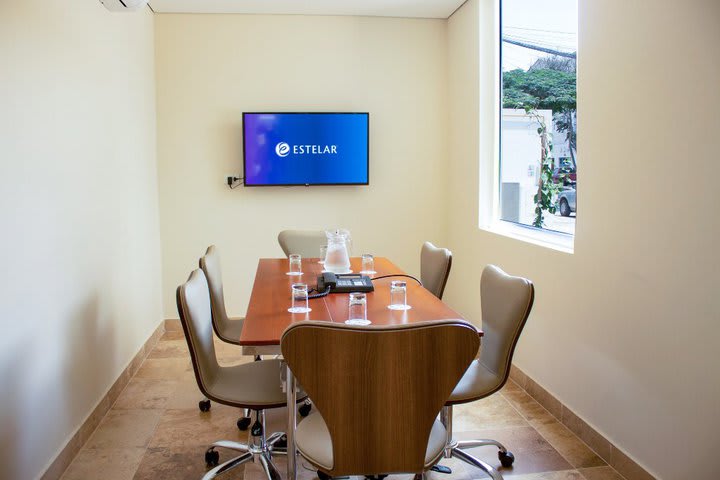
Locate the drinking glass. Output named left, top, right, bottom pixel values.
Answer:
left=288, top=283, right=311, bottom=314
left=318, top=245, right=328, bottom=264
left=287, top=254, right=302, bottom=276
left=388, top=280, right=411, bottom=310
left=345, top=292, right=370, bottom=325
left=360, top=254, right=376, bottom=274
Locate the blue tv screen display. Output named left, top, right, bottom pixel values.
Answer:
left=243, top=112, right=369, bottom=186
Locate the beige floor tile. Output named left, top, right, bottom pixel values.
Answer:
left=164, top=319, right=183, bottom=331
left=148, top=340, right=191, bottom=359
left=61, top=447, right=145, bottom=480
left=244, top=457, right=317, bottom=480
left=430, top=456, right=476, bottom=480
left=133, top=444, right=244, bottom=480
left=114, top=378, right=178, bottom=410
left=454, top=427, right=572, bottom=476
left=503, top=390, right=557, bottom=426
left=502, top=379, right=523, bottom=394
left=263, top=406, right=290, bottom=435
left=578, top=466, right=626, bottom=480
left=148, top=407, right=249, bottom=450
left=160, top=330, right=186, bottom=341
left=85, top=409, right=162, bottom=449
left=506, top=470, right=584, bottom=479
left=135, top=357, right=193, bottom=381
left=453, top=395, right=528, bottom=431
left=213, top=338, right=246, bottom=359
left=165, top=376, right=220, bottom=410
left=534, top=422, right=605, bottom=469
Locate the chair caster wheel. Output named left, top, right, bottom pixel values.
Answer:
left=237, top=416, right=251, bottom=431
left=205, top=448, right=220, bottom=467
left=199, top=399, right=211, bottom=412
left=499, top=450, right=515, bottom=467
left=251, top=419, right=264, bottom=437
left=275, top=434, right=287, bottom=449
left=318, top=470, right=332, bottom=480
left=299, top=402, right=312, bottom=417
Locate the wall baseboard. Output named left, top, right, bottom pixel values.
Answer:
left=509, top=365, right=656, bottom=480
left=39, top=320, right=166, bottom=480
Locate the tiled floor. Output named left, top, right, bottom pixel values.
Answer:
left=60, top=328, right=626, bottom=480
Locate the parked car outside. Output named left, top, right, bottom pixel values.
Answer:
left=557, top=188, right=576, bottom=217
left=552, top=157, right=577, bottom=186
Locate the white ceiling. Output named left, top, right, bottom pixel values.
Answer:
left=149, top=0, right=466, bottom=19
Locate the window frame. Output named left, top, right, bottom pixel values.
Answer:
left=478, top=0, right=575, bottom=254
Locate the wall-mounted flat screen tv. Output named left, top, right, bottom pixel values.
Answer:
left=242, top=112, right=369, bottom=186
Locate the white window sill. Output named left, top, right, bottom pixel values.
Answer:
left=480, top=220, right=574, bottom=254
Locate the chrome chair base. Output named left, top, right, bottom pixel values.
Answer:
left=202, top=410, right=287, bottom=480
left=439, top=406, right=512, bottom=480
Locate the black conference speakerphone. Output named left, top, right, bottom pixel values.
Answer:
left=316, top=272, right=374, bottom=293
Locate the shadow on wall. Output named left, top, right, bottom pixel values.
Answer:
left=0, top=294, right=119, bottom=479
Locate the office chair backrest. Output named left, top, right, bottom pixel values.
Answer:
left=479, top=265, right=534, bottom=387
left=420, top=242, right=453, bottom=299
left=199, top=245, right=230, bottom=334
left=177, top=269, right=220, bottom=399
left=281, top=320, right=479, bottom=476
left=278, top=230, right=326, bottom=258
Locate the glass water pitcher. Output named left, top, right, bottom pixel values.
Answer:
left=324, top=229, right=352, bottom=274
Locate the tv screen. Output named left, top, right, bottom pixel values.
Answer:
left=242, top=112, right=369, bottom=186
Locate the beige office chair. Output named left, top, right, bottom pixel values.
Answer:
left=200, top=245, right=246, bottom=346
left=278, top=230, right=326, bottom=258
left=177, top=269, right=308, bottom=480
left=438, top=265, right=534, bottom=480
left=420, top=242, right=452, bottom=300
left=200, top=245, right=313, bottom=423
left=281, top=320, right=480, bottom=480
left=199, top=245, right=253, bottom=429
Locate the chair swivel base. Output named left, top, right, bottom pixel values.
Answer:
left=439, top=406, right=515, bottom=480
left=443, top=439, right=514, bottom=480
left=202, top=408, right=287, bottom=480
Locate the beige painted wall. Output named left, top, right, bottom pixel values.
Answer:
left=154, top=14, right=449, bottom=317
left=446, top=1, right=720, bottom=478
left=0, top=1, right=161, bottom=479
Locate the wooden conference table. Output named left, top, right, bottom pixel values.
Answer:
left=239, top=257, right=482, bottom=480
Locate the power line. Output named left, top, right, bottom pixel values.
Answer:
left=504, top=34, right=576, bottom=50
left=504, top=32, right=576, bottom=43
left=504, top=26, right=577, bottom=35
left=502, top=36, right=576, bottom=59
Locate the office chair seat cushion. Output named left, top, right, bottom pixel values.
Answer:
left=215, top=316, right=245, bottom=345
left=205, top=358, right=305, bottom=409
left=446, top=359, right=503, bottom=405
left=295, top=411, right=447, bottom=471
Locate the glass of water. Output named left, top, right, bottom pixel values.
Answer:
left=287, top=254, right=302, bottom=276
left=360, top=253, right=376, bottom=275
left=388, top=280, right=411, bottom=310
left=345, top=292, right=370, bottom=325
left=288, top=283, right=311, bottom=314
left=319, top=245, right=328, bottom=264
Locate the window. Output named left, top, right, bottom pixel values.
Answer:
left=499, top=0, right=577, bottom=236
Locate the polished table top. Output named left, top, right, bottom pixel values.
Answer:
left=240, top=257, right=481, bottom=346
